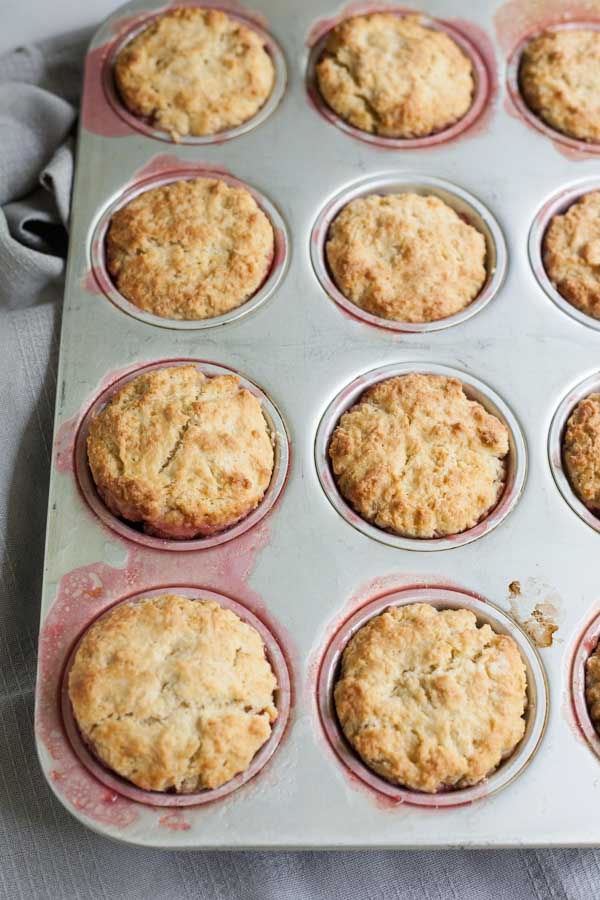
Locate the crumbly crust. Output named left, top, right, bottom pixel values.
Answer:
left=586, top=642, right=600, bottom=733
left=563, top=393, right=600, bottom=511
left=519, top=29, right=600, bottom=143
left=106, top=177, right=274, bottom=321
left=543, top=192, right=600, bottom=319
left=328, top=373, right=509, bottom=538
left=335, top=603, right=527, bottom=793
left=326, top=193, right=487, bottom=323
left=87, top=365, right=274, bottom=538
left=115, top=8, right=275, bottom=139
left=68, top=594, right=278, bottom=792
left=315, top=13, right=474, bottom=138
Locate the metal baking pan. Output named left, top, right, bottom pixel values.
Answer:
left=35, top=0, right=600, bottom=848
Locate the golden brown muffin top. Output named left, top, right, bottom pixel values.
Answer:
left=325, top=192, right=487, bottom=323
left=106, top=177, right=274, bottom=321
left=87, top=365, right=274, bottom=539
left=519, top=29, right=600, bottom=143
left=544, top=192, right=600, bottom=319
left=316, top=13, right=474, bottom=138
left=335, top=603, right=527, bottom=792
left=329, top=373, right=509, bottom=538
left=68, top=594, right=278, bottom=792
left=563, top=393, right=600, bottom=511
left=115, top=8, right=275, bottom=139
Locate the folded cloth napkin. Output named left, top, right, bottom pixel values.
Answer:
left=1, top=25, right=599, bottom=900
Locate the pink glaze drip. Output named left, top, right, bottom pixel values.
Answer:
left=53, top=362, right=152, bottom=476
left=83, top=268, right=103, bottom=295
left=446, top=18, right=498, bottom=139
left=36, top=524, right=296, bottom=828
left=169, top=0, right=268, bottom=29
left=81, top=12, right=153, bottom=138
left=496, top=0, right=600, bottom=159
left=494, top=0, right=600, bottom=52
left=158, top=812, right=192, bottom=831
left=307, top=1, right=397, bottom=46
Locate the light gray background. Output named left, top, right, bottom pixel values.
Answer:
left=2, top=1, right=600, bottom=896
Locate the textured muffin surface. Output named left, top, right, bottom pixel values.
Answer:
left=325, top=193, right=487, bottom=323
left=543, top=192, right=600, bottom=319
left=68, top=594, right=278, bottom=792
left=87, top=365, right=274, bottom=539
left=586, top=642, right=600, bottom=735
left=106, top=177, right=274, bottom=321
left=316, top=13, right=474, bottom=138
left=115, top=8, right=275, bottom=138
left=519, top=29, right=600, bottom=143
left=563, top=393, right=600, bottom=511
left=328, top=373, right=509, bottom=538
left=335, top=603, right=527, bottom=793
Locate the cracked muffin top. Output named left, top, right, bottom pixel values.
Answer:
left=563, top=393, right=600, bottom=512
left=106, top=176, right=274, bottom=321
left=334, top=603, right=527, bottom=793
left=315, top=13, right=474, bottom=138
left=519, top=28, right=600, bottom=144
left=325, top=192, right=487, bottom=323
left=328, top=373, right=509, bottom=539
left=68, top=594, right=278, bottom=792
left=543, top=192, right=600, bottom=319
left=114, top=7, right=275, bottom=139
left=86, top=365, right=274, bottom=539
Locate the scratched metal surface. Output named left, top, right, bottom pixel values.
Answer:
left=35, top=0, right=600, bottom=848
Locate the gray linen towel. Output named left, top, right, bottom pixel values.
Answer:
left=1, top=25, right=599, bottom=900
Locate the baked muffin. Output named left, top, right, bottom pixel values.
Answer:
left=106, top=177, right=274, bottom=321
left=328, top=373, right=509, bottom=538
left=325, top=193, right=487, bottom=323
left=563, top=393, right=600, bottom=511
left=519, top=29, right=600, bottom=143
left=543, top=192, right=600, bottom=319
left=114, top=8, right=275, bottom=139
left=586, top=640, right=600, bottom=735
left=335, top=603, right=527, bottom=792
left=68, top=594, right=278, bottom=792
left=315, top=13, right=474, bottom=138
left=87, top=365, right=274, bottom=538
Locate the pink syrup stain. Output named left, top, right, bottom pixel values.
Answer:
left=81, top=12, right=155, bottom=138
left=158, top=812, right=192, bottom=832
left=36, top=523, right=297, bottom=830
left=169, top=0, right=268, bottom=29
left=496, top=0, right=600, bottom=159
left=53, top=362, right=152, bottom=476
left=446, top=18, right=499, bottom=140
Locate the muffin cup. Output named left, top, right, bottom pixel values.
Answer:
left=548, top=371, right=600, bottom=534
left=571, top=610, right=600, bottom=762
left=103, top=7, right=287, bottom=145
left=314, top=362, right=527, bottom=550
left=310, top=173, right=507, bottom=333
left=90, top=167, right=289, bottom=330
left=317, top=585, right=548, bottom=808
left=529, top=178, right=600, bottom=331
left=506, top=20, right=600, bottom=155
left=61, top=586, right=291, bottom=807
left=306, top=7, right=490, bottom=149
left=74, top=359, right=290, bottom=550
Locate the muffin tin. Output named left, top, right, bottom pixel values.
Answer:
left=35, top=0, right=600, bottom=848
